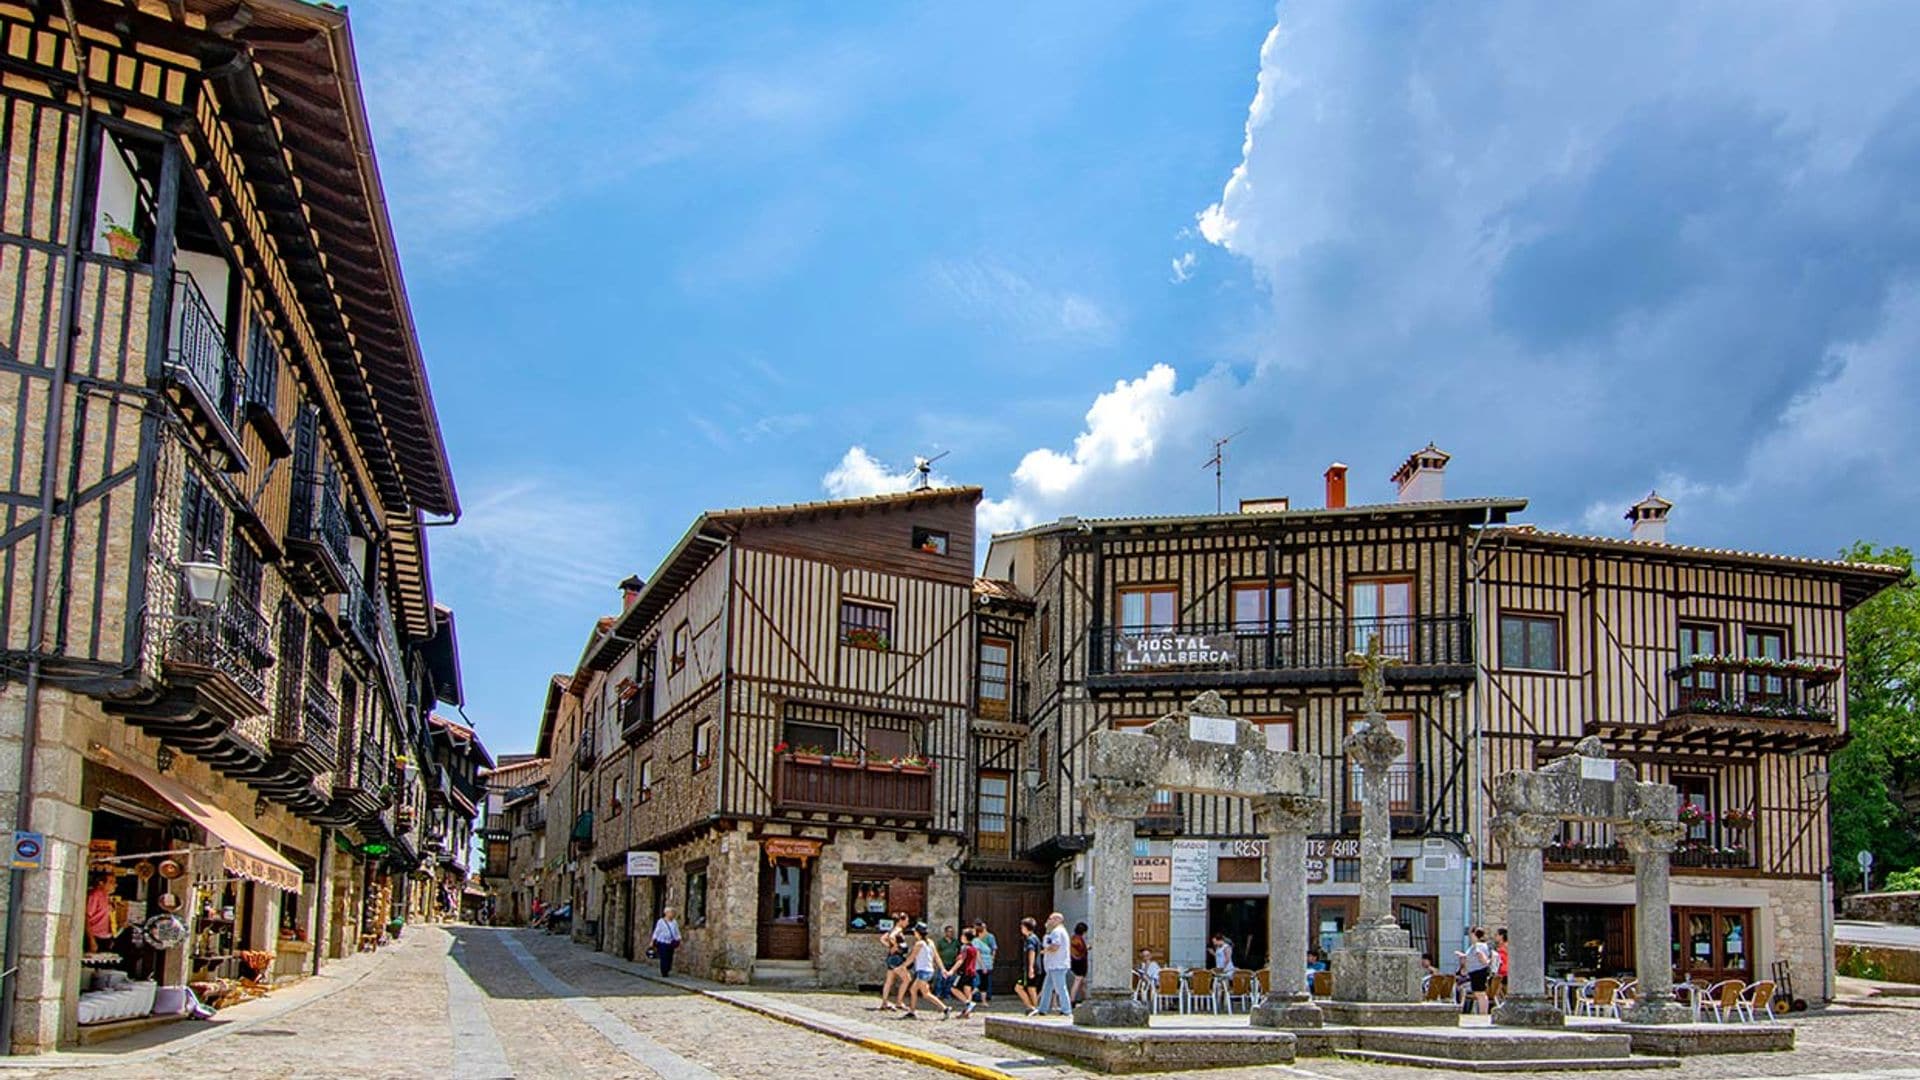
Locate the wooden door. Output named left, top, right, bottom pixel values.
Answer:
left=1674, top=906, right=1753, bottom=985
left=1134, top=896, right=1171, bottom=966
left=1394, top=896, right=1439, bottom=966
left=757, top=860, right=811, bottom=960
left=1310, top=896, right=1358, bottom=957
left=963, top=881, right=1052, bottom=994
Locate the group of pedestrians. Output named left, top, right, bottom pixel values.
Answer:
left=1014, top=913, right=1088, bottom=1017
left=874, top=914, right=1000, bottom=1019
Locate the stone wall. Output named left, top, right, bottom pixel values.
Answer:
left=809, top=832, right=963, bottom=989
left=1841, top=891, right=1920, bottom=925
left=1836, top=942, right=1920, bottom=985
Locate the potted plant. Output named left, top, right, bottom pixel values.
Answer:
left=896, top=753, right=931, bottom=775
left=1677, top=803, right=1713, bottom=829
left=101, top=215, right=140, bottom=260
left=1720, top=807, right=1754, bottom=830
left=829, top=750, right=861, bottom=770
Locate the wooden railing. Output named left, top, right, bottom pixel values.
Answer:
left=773, top=755, right=933, bottom=820
left=1668, top=657, right=1839, bottom=725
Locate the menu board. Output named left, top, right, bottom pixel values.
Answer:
left=1171, top=839, right=1210, bottom=911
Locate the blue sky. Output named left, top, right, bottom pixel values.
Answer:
left=351, top=2, right=1920, bottom=758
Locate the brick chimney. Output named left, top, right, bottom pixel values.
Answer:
left=619, top=574, right=645, bottom=610
left=1625, top=492, right=1672, bottom=543
left=1391, top=443, right=1450, bottom=503
left=1324, top=463, right=1348, bottom=509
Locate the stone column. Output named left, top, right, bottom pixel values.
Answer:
left=1074, top=780, right=1155, bottom=1028
left=1621, top=820, right=1691, bottom=1024
left=1491, top=813, right=1563, bottom=1027
left=1326, top=717, right=1428, bottom=1008
left=1251, top=793, right=1327, bottom=1029
left=1349, top=721, right=1401, bottom=931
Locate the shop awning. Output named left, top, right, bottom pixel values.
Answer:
left=98, top=748, right=303, bottom=894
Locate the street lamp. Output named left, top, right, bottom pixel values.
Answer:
left=1803, top=768, right=1830, bottom=796
left=178, top=549, right=233, bottom=608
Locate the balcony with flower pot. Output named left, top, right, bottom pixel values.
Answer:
left=1665, top=656, right=1841, bottom=750
left=771, top=744, right=933, bottom=821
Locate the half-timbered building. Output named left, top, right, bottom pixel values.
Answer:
left=578, top=487, right=981, bottom=986
left=478, top=754, right=548, bottom=928
left=983, top=449, right=1517, bottom=974
left=0, top=1, right=461, bottom=1051
left=1475, top=496, right=1903, bottom=1001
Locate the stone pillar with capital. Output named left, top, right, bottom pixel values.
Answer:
left=1251, top=792, right=1328, bottom=1029
left=1621, top=820, right=1692, bottom=1024
left=1491, top=812, right=1564, bottom=1028
left=1074, top=780, right=1156, bottom=1028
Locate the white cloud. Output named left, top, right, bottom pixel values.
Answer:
left=1170, top=251, right=1197, bottom=283
left=928, top=257, right=1117, bottom=344
left=436, top=477, right=641, bottom=612
left=823, top=447, right=941, bottom=499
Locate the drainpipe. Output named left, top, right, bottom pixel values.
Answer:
left=311, top=828, right=332, bottom=977
left=0, top=32, right=97, bottom=1052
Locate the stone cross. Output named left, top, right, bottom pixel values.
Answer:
left=1345, top=633, right=1399, bottom=719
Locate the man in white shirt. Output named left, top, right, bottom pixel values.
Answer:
left=1035, top=912, right=1073, bottom=1016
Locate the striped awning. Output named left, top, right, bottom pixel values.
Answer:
left=99, top=749, right=303, bottom=894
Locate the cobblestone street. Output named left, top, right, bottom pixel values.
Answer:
left=10, top=927, right=1920, bottom=1080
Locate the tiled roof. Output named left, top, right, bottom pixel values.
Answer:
left=1487, top=526, right=1907, bottom=605
left=989, top=497, right=1527, bottom=541
left=973, top=578, right=1033, bottom=605
left=710, top=485, right=983, bottom=523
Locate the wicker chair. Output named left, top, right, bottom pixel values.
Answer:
left=1740, top=980, right=1777, bottom=1022
left=1252, top=968, right=1272, bottom=1008
left=1583, top=977, right=1623, bottom=1019
left=1187, top=969, right=1219, bottom=1013
left=1152, top=968, right=1184, bottom=1014
left=1704, top=979, right=1747, bottom=1023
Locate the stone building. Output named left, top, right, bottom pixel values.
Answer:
left=478, top=755, right=549, bottom=927
left=985, top=445, right=1902, bottom=1001
left=421, top=714, right=491, bottom=920
left=575, top=488, right=982, bottom=985
left=0, top=1, right=463, bottom=1052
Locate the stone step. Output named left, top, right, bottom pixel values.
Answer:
left=1334, top=1049, right=1682, bottom=1072
left=750, top=960, right=821, bottom=988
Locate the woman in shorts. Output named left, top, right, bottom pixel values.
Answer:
left=1014, top=916, right=1041, bottom=1013
left=877, top=912, right=912, bottom=1011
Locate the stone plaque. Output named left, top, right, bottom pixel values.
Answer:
left=1580, top=757, right=1618, bottom=781
left=1117, top=633, right=1236, bottom=671
left=1171, top=839, right=1210, bottom=910
left=1189, top=714, right=1237, bottom=745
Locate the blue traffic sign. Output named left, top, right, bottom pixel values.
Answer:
left=10, top=831, right=44, bottom=871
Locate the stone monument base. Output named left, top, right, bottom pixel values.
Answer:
left=1072, top=992, right=1151, bottom=1028
left=984, top=1016, right=1296, bottom=1074
left=1329, top=925, right=1425, bottom=1004
left=1492, top=994, right=1566, bottom=1028
left=1250, top=995, right=1324, bottom=1029
left=1319, top=1000, right=1463, bottom=1027
left=1621, top=1000, right=1695, bottom=1026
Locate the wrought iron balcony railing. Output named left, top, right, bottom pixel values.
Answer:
left=285, top=470, right=352, bottom=594
left=1090, top=614, right=1471, bottom=680
left=162, top=587, right=274, bottom=705
left=167, top=272, right=241, bottom=429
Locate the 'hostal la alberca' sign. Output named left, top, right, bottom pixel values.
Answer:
left=1117, top=633, right=1235, bottom=671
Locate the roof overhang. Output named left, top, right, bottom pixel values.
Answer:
left=1486, top=528, right=1908, bottom=607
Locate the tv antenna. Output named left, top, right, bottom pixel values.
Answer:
left=1201, top=430, right=1244, bottom=514
left=910, top=450, right=950, bottom=491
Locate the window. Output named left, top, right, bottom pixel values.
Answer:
left=1230, top=582, right=1293, bottom=634
left=1118, top=585, right=1178, bottom=633
left=864, top=725, right=916, bottom=760
left=977, top=771, right=1011, bottom=857
left=978, top=637, right=1012, bottom=719
left=177, top=470, right=226, bottom=564
left=693, top=720, right=713, bottom=772
left=245, top=320, right=280, bottom=414
left=1039, top=603, right=1051, bottom=657
left=1499, top=613, right=1563, bottom=671
left=1345, top=714, right=1415, bottom=811
left=1676, top=775, right=1711, bottom=842
left=1254, top=715, right=1296, bottom=753
left=845, top=867, right=928, bottom=932
left=1035, top=730, right=1050, bottom=788
left=670, top=622, right=689, bottom=672
left=1349, top=578, right=1414, bottom=659
left=1679, top=621, right=1722, bottom=697
left=1332, top=857, right=1360, bottom=883
left=839, top=599, right=893, bottom=651
left=639, top=759, right=654, bottom=802
left=684, top=861, right=708, bottom=928
left=609, top=775, right=626, bottom=817
left=782, top=720, right=842, bottom=756
left=911, top=527, right=949, bottom=556
left=230, top=536, right=264, bottom=608
left=1744, top=626, right=1788, bottom=703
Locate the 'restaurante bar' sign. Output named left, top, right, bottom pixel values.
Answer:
left=1117, top=633, right=1235, bottom=671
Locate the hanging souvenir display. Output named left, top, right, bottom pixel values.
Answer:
left=134, top=861, right=155, bottom=882
left=157, top=859, right=183, bottom=880
left=144, top=914, right=188, bottom=950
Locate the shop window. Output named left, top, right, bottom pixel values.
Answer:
left=846, top=866, right=928, bottom=932
left=693, top=720, right=713, bottom=772
left=911, top=527, right=948, bottom=556
left=840, top=599, right=894, bottom=651
left=1332, top=857, right=1359, bottom=883
left=685, top=861, right=709, bottom=928
left=1499, top=612, right=1563, bottom=671
left=1392, top=858, right=1414, bottom=883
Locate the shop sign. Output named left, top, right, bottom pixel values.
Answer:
left=763, top=837, right=823, bottom=865
left=1170, top=839, right=1209, bottom=911
left=1116, top=634, right=1235, bottom=671
left=1132, top=856, right=1171, bottom=885
left=1304, top=837, right=1360, bottom=884
left=10, top=831, right=44, bottom=871
left=625, top=851, right=660, bottom=877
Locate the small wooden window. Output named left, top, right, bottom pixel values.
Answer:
left=1253, top=715, right=1296, bottom=753
left=840, top=599, right=893, bottom=651
left=1678, top=622, right=1722, bottom=694
left=1039, top=603, right=1051, bottom=656
left=1118, top=585, right=1178, bottom=633
left=1349, top=577, right=1414, bottom=659
left=912, top=527, right=949, bottom=556
left=693, top=720, right=713, bottom=772
left=685, top=861, right=709, bottom=928
left=639, top=759, right=654, bottom=802
left=1744, top=626, right=1789, bottom=703
left=977, top=771, right=1012, bottom=857
left=1499, top=613, right=1563, bottom=671
left=782, top=720, right=841, bottom=756
left=864, top=726, right=915, bottom=760
left=670, top=622, right=689, bottom=672
left=1217, top=856, right=1262, bottom=884
left=1035, top=729, right=1050, bottom=788
left=609, top=775, right=626, bottom=817
left=978, top=636, right=1012, bottom=719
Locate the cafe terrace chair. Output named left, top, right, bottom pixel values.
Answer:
left=1739, top=980, right=1777, bottom=1023
left=1582, top=978, right=1623, bottom=1019
left=1223, top=970, right=1256, bottom=1013
left=1152, top=969, right=1184, bottom=1014
left=1186, top=969, right=1219, bottom=1014
left=1252, top=968, right=1272, bottom=1009
left=1704, top=979, right=1747, bottom=1023
left=1310, top=971, right=1332, bottom=999
left=1423, top=974, right=1456, bottom=1002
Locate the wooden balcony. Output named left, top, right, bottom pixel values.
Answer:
left=1663, top=657, right=1840, bottom=751
left=772, top=755, right=933, bottom=821
left=1087, top=614, right=1473, bottom=692
left=1541, top=842, right=1754, bottom=872
left=619, top=682, right=656, bottom=744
